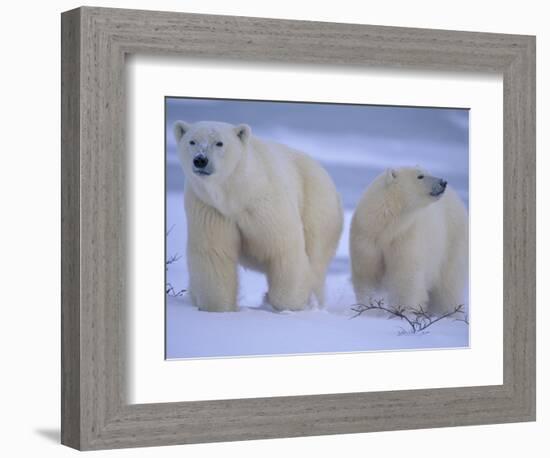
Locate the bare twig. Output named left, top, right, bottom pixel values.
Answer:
left=350, top=298, right=468, bottom=335
left=166, top=282, right=186, bottom=297
left=165, top=225, right=185, bottom=296
left=166, top=253, right=182, bottom=268
left=454, top=311, right=469, bottom=325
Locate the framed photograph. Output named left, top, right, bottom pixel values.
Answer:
left=164, top=97, right=471, bottom=359
left=61, top=6, right=536, bottom=450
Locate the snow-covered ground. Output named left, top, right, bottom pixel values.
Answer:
left=165, top=99, right=470, bottom=359
left=165, top=197, right=469, bottom=359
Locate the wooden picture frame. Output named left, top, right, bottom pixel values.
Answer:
left=61, top=6, right=536, bottom=450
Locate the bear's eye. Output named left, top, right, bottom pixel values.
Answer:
left=417, top=174, right=424, bottom=180
left=216, top=141, right=223, bottom=147
left=189, top=140, right=195, bottom=145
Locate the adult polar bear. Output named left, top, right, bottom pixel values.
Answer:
left=174, top=120, right=343, bottom=312
left=350, top=167, right=468, bottom=314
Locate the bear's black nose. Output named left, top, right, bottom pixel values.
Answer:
left=193, top=154, right=209, bottom=169
left=440, top=179, right=447, bottom=188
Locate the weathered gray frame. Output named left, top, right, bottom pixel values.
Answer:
left=61, top=6, right=536, bottom=451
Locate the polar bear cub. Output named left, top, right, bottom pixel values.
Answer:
left=350, top=167, right=468, bottom=314
left=173, top=120, right=343, bottom=312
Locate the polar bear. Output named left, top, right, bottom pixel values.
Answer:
left=350, top=167, right=468, bottom=314
left=173, top=120, right=343, bottom=312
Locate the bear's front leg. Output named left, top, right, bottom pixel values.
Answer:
left=386, top=278, right=429, bottom=312
left=350, top=238, right=383, bottom=305
left=185, top=189, right=240, bottom=312
left=383, top=249, right=429, bottom=311
left=266, top=244, right=312, bottom=312
left=187, top=248, right=239, bottom=312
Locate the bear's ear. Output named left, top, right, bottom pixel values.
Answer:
left=234, top=124, right=251, bottom=144
left=173, top=121, right=191, bottom=143
left=385, top=168, right=397, bottom=184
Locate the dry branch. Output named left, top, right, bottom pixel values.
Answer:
left=350, top=298, right=468, bottom=335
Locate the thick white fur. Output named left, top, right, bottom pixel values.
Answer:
left=174, top=121, right=343, bottom=312
left=350, top=167, right=468, bottom=314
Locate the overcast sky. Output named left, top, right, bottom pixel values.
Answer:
left=165, top=97, right=469, bottom=207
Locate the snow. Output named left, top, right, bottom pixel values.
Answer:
left=165, top=195, right=469, bottom=360
left=165, top=99, right=470, bottom=359
left=166, top=295, right=469, bottom=359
